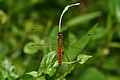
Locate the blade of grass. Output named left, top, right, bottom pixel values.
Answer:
left=66, top=12, right=101, bottom=27
left=63, top=24, right=97, bottom=61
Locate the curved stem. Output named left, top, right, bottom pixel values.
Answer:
left=63, top=60, right=78, bottom=64
left=58, top=3, right=80, bottom=32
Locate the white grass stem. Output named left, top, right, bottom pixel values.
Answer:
left=58, top=3, right=80, bottom=32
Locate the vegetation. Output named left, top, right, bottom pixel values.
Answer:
left=0, top=0, right=120, bottom=80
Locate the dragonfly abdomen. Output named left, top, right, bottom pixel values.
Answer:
left=58, top=32, right=63, bottom=66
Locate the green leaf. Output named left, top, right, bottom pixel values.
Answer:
left=63, top=24, right=97, bottom=62
left=38, top=76, right=46, bottom=80
left=0, top=57, right=19, bottom=79
left=57, top=64, right=76, bottom=80
left=66, top=12, right=101, bottom=27
left=38, top=51, right=58, bottom=77
left=26, top=71, right=39, bottom=78
left=107, top=0, right=120, bottom=22
left=77, top=54, right=92, bottom=64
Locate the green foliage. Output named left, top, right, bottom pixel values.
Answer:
left=38, top=51, right=58, bottom=77
left=63, top=24, right=96, bottom=61
left=66, top=12, right=101, bottom=27
left=0, top=57, right=18, bottom=80
left=77, top=54, right=92, bottom=64
left=0, top=0, right=120, bottom=80
left=79, top=67, right=105, bottom=80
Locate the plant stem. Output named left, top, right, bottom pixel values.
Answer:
left=58, top=3, right=80, bottom=32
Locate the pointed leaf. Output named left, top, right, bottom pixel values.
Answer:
left=63, top=24, right=97, bottom=62
left=26, top=71, right=39, bottom=78
left=77, top=54, right=92, bottom=64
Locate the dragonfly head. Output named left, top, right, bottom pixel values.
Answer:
left=58, top=32, right=63, bottom=37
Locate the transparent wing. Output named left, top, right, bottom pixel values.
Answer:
left=28, top=31, right=92, bottom=51
left=28, top=28, right=93, bottom=54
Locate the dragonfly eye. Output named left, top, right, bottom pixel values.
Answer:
left=58, top=32, right=63, bottom=37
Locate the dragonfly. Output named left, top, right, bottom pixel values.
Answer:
left=28, top=29, right=92, bottom=67
left=27, top=3, right=93, bottom=67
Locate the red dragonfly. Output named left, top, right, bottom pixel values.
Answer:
left=28, top=29, right=92, bottom=67
left=27, top=3, right=92, bottom=67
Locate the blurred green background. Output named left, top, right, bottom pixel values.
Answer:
left=0, top=0, right=120, bottom=80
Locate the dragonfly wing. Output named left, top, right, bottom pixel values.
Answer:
left=63, top=25, right=96, bottom=62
